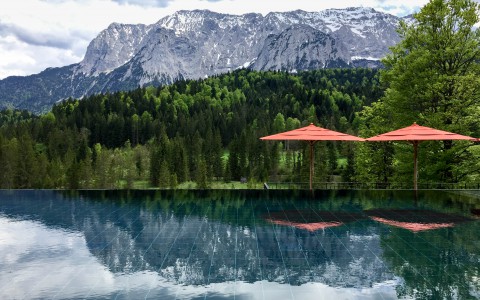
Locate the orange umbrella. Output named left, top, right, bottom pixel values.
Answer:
left=260, top=123, right=364, bottom=190
left=366, top=122, right=476, bottom=190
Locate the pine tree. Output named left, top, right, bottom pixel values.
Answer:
left=159, top=160, right=170, bottom=188
left=0, top=136, right=18, bottom=188
left=195, top=157, right=209, bottom=189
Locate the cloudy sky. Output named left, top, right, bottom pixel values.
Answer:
left=0, top=0, right=430, bottom=79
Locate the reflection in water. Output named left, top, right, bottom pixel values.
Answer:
left=472, top=208, right=480, bottom=218
left=369, top=216, right=454, bottom=231
left=380, top=225, right=480, bottom=299
left=0, top=190, right=478, bottom=299
left=265, top=210, right=365, bottom=231
left=366, top=209, right=473, bottom=232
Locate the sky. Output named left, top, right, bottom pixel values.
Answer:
left=0, top=0, right=431, bottom=79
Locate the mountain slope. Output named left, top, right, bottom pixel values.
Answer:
left=252, top=24, right=350, bottom=71
left=0, top=7, right=406, bottom=112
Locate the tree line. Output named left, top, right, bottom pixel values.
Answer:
left=1, top=0, right=479, bottom=190
left=0, top=68, right=381, bottom=189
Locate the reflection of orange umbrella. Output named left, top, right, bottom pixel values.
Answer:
left=260, top=123, right=364, bottom=190
left=366, top=209, right=472, bottom=232
left=366, top=123, right=476, bottom=190
left=265, top=210, right=364, bottom=231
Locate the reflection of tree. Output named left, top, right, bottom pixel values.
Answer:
left=82, top=206, right=392, bottom=287
left=1, top=189, right=479, bottom=296
left=0, top=190, right=393, bottom=288
left=380, top=224, right=480, bottom=299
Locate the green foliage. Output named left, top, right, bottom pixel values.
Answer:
left=195, top=157, right=209, bottom=189
left=0, top=109, right=35, bottom=127
left=356, top=0, right=480, bottom=186
left=0, top=69, right=380, bottom=188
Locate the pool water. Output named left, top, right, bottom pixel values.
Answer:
left=0, top=190, right=479, bottom=299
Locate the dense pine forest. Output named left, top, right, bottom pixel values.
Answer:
left=0, top=69, right=383, bottom=189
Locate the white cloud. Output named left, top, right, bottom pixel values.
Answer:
left=111, top=0, right=174, bottom=7
left=0, top=33, right=85, bottom=79
left=0, top=0, right=428, bottom=79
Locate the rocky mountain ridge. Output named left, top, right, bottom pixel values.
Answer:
left=0, top=7, right=408, bottom=112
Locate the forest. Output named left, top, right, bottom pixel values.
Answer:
left=0, top=68, right=382, bottom=189
left=1, top=0, right=480, bottom=190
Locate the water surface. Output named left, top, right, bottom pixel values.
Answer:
left=0, top=190, right=479, bottom=299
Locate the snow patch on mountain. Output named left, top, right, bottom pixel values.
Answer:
left=0, top=7, right=404, bottom=112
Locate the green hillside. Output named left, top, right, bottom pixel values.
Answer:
left=0, top=69, right=381, bottom=189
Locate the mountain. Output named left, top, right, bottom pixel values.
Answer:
left=0, top=7, right=407, bottom=112
left=252, top=24, right=351, bottom=70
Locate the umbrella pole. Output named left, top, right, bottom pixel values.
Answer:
left=309, top=141, right=314, bottom=190
left=413, top=141, right=419, bottom=190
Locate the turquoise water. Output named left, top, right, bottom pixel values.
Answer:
left=0, top=190, right=479, bottom=299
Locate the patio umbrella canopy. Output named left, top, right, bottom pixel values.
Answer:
left=260, top=123, right=364, bottom=190
left=366, top=122, right=477, bottom=190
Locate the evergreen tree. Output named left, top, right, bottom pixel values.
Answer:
left=195, top=157, right=209, bottom=189
left=212, top=129, right=224, bottom=179
left=159, top=160, right=170, bottom=188
left=0, top=136, right=18, bottom=188
left=227, top=139, right=240, bottom=181
left=15, top=134, right=37, bottom=188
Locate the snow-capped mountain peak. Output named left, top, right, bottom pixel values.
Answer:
left=0, top=7, right=403, bottom=112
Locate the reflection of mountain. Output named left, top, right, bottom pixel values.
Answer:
left=0, top=189, right=479, bottom=299
left=0, top=190, right=392, bottom=289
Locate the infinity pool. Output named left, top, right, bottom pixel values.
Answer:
left=0, top=190, right=478, bottom=299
